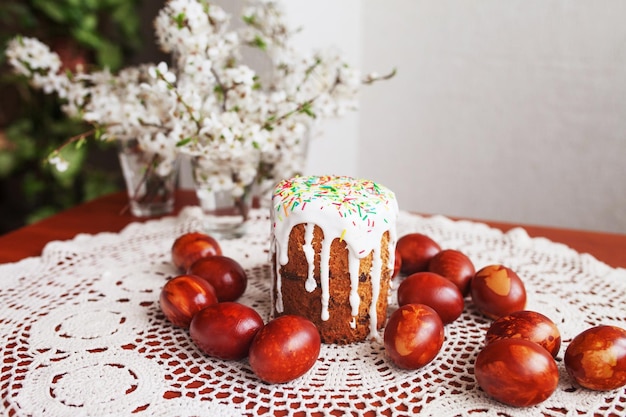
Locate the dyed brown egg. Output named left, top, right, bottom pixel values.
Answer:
left=486, top=310, right=561, bottom=357
left=428, top=249, right=475, bottom=297
left=564, top=325, right=626, bottom=391
left=249, top=315, right=321, bottom=384
left=384, top=304, right=444, bottom=369
left=397, top=272, right=464, bottom=324
left=396, top=233, right=441, bottom=275
left=188, top=255, right=247, bottom=302
left=159, top=274, right=218, bottom=328
left=171, top=232, right=222, bottom=272
left=190, top=302, right=264, bottom=361
left=475, top=338, right=559, bottom=407
left=470, top=264, right=527, bottom=319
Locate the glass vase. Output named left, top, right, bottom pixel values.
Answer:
left=117, top=139, right=179, bottom=217
left=191, top=156, right=254, bottom=239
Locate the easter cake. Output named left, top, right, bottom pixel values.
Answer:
left=270, top=175, right=399, bottom=344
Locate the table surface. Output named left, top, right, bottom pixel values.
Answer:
left=1, top=190, right=625, bottom=416
left=1, top=190, right=625, bottom=268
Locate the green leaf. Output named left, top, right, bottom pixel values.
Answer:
left=176, top=138, right=192, bottom=147
left=50, top=144, right=86, bottom=186
left=213, top=85, right=224, bottom=101
left=95, top=40, right=123, bottom=70
left=32, top=0, right=68, bottom=23
left=0, top=151, right=16, bottom=177
left=174, top=12, right=186, bottom=29
left=299, top=103, right=316, bottom=118
left=253, top=35, right=267, bottom=51
left=80, top=12, right=98, bottom=32
left=71, top=26, right=104, bottom=49
left=66, top=0, right=83, bottom=10
left=5, top=118, right=37, bottom=161
left=242, top=15, right=255, bottom=25
left=84, top=0, right=100, bottom=10
left=27, top=206, right=59, bottom=224
left=111, top=3, right=140, bottom=44
left=94, top=126, right=105, bottom=140
left=75, top=137, right=88, bottom=149
left=0, top=3, right=37, bottom=30
left=22, top=172, right=45, bottom=200
left=82, top=170, right=120, bottom=200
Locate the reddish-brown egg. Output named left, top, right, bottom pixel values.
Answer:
left=470, top=264, right=527, bottom=319
left=159, top=274, right=218, bottom=328
left=396, top=233, right=441, bottom=275
left=475, top=338, right=559, bottom=407
left=397, top=272, right=464, bottom=324
left=187, top=255, right=247, bottom=302
left=486, top=310, right=561, bottom=358
left=249, top=315, right=321, bottom=384
left=171, top=232, right=222, bottom=272
left=428, top=249, right=475, bottom=297
left=190, top=302, right=264, bottom=361
left=384, top=304, right=444, bottom=369
left=564, top=325, right=626, bottom=391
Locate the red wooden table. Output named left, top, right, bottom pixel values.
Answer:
left=1, top=190, right=625, bottom=268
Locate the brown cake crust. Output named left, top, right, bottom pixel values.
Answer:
left=273, top=223, right=392, bottom=344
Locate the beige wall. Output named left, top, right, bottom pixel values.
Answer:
left=296, top=1, right=626, bottom=233
left=177, top=1, right=626, bottom=233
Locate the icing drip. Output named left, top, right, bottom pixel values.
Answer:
left=274, top=239, right=284, bottom=313
left=368, top=245, right=383, bottom=338
left=303, top=223, right=317, bottom=293
left=348, top=254, right=361, bottom=317
left=271, top=175, right=399, bottom=339
left=386, top=238, right=397, bottom=306
left=319, top=233, right=332, bottom=321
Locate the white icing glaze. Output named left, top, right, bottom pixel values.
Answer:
left=348, top=255, right=361, bottom=317
left=273, top=238, right=284, bottom=313
left=368, top=244, right=383, bottom=337
left=303, top=223, right=317, bottom=293
left=270, top=175, right=399, bottom=340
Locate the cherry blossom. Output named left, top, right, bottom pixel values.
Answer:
left=6, top=0, right=394, bottom=197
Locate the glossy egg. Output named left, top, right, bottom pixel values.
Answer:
left=397, top=272, right=464, bottom=324
left=564, top=325, right=626, bottom=391
left=428, top=249, right=475, bottom=297
left=396, top=233, right=441, bottom=275
left=189, top=302, right=264, bottom=361
left=475, top=338, right=559, bottom=407
left=187, top=255, right=247, bottom=302
left=470, top=264, right=527, bottom=319
left=486, top=310, right=561, bottom=357
left=249, top=315, right=321, bottom=384
left=159, top=274, right=218, bottom=328
left=384, top=304, right=444, bottom=370
left=171, top=232, right=222, bottom=272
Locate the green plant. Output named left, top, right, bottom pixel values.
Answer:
left=0, top=0, right=142, bottom=232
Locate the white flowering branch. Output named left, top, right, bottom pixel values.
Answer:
left=6, top=0, right=395, bottom=200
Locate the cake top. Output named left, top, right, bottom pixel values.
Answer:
left=272, top=175, right=397, bottom=222
left=272, top=175, right=396, bottom=221
left=271, top=175, right=398, bottom=259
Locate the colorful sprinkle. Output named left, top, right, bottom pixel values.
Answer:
left=272, top=175, right=396, bottom=229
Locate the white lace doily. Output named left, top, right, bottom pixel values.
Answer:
left=1, top=208, right=625, bottom=417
